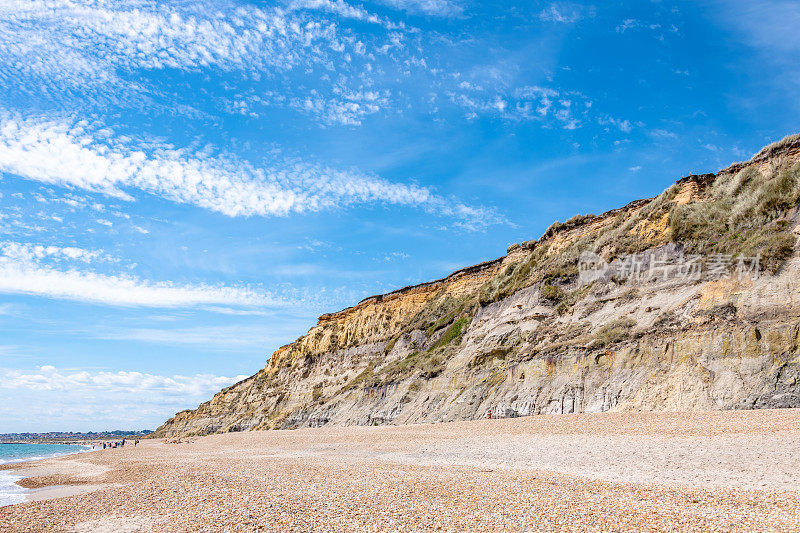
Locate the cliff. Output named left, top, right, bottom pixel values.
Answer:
left=153, top=134, right=800, bottom=438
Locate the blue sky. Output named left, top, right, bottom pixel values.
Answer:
left=0, top=0, right=798, bottom=432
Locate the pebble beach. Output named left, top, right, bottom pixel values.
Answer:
left=2, top=409, right=800, bottom=532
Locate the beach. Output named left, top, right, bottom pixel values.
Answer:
left=2, top=409, right=800, bottom=532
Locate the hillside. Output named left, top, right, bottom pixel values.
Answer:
left=153, top=134, right=800, bottom=438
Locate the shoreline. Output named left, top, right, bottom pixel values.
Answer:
left=2, top=409, right=800, bottom=531
left=0, top=444, right=98, bottom=506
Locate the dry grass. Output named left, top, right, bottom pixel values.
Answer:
left=670, top=163, right=800, bottom=273
left=751, top=132, right=800, bottom=160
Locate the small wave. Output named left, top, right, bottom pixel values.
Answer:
left=0, top=444, right=94, bottom=507
left=0, top=471, right=26, bottom=507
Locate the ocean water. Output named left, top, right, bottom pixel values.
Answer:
left=0, top=443, right=93, bottom=507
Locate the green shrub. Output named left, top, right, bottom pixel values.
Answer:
left=374, top=317, right=472, bottom=385
left=379, top=350, right=446, bottom=383
left=669, top=201, right=730, bottom=246
left=540, top=283, right=563, bottom=302
left=342, top=363, right=375, bottom=392
left=594, top=318, right=635, bottom=347
left=758, top=168, right=800, bottom=220
left=479, top=241, right=586, bottom=306
left=615, top=288, right=639, bottom=306
left=430, top=316, right=470, bottom=350
left=580, top=300, right=604, bottom=318
left=758, top=229, right=796, bottom=273
left=383, top=334, right=401, bottom=354
left=312, top=384, right=323, bottom=402
left=405, top=293, right=475, bottom=336
left=566, top=214, right=596, bottom=225
left=468, top=347, right=512, bottom=368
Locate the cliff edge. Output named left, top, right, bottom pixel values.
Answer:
left=153, top=134, right=800, bottom=438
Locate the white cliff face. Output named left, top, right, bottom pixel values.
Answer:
left=153, top=136, right=800, bottom=439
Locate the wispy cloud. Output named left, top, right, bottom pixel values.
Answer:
left=597, top=115, right=633, bottom=133
left=372, top=0, right=464, bottom=17
left=0, top=0, right=621, bottom=132
left=539, top=3, right=594, bottom=24
left=450, top=85, right=592, bottom=130
left=710, top=0, right=800, bottom=94
left=288, top=88, right=392, bottom=126
left=289, top=0, right=405, bottom=28
left=0, top=241, right=111, bottom=264
left=615, top=18, right=669, bottom=38
left=0, top=0, right=407, bottom=122
left=0, top=0, right=375, bottom=76
left=0, top=243, right=281, bottom=308
left=0, top=114, right=499, bottom=227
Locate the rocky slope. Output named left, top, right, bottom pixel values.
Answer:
left=154, top=134, right=800, bottom=438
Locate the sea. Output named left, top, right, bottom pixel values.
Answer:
left=0, top=443, right=93, bottom=506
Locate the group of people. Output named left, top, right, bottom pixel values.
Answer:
left=98, top=438, right=139, bottom=450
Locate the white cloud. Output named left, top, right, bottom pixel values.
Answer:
left=0, top=0, right=357, bottom=75
left=616, top=18, right=639, bottom=33
left=539, top=3, right=593, bottom=24
left=0, top=365, right=247, bottom=399
left=372, top=0, right=463, bottom=17
left=0, top=0, right=409, bottom=122
left=649, top=128, right=678, bottom=140
left=0, top=0, right=619, bottom=133
left=450, top=85, right=591, bottom=130
left=0, top=365, right=253, bottom=431
left=0, top=241, right=110, bottom=264
left=288, top=88, right=392, bottom=126
left=0, top=114, right=497, bottom=227
left=598, top=115, right=633, bottom=133
left=0, top=246, right=281, bottom=308
left=615, top=18, right=664, bottom=37
left=289, top=0, right=404, bottom=28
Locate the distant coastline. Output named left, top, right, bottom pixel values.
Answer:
left=0, top=430, right=151, bottom=445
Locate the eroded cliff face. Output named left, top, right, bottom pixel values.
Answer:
left=154, top=135, right=800, bottom=438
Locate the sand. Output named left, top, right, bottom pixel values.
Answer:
left=2, top=409, right=800, bottom=532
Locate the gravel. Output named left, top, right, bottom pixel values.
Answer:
left=2, top=409, right=800, bottom=532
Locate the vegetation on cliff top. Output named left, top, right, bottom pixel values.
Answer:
left=670, top=163, right=800, bottom=272
left=479, top=157, right=800, bottom=306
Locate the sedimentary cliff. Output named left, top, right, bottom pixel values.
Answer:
left=154, top=134, right=800, bottom=438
